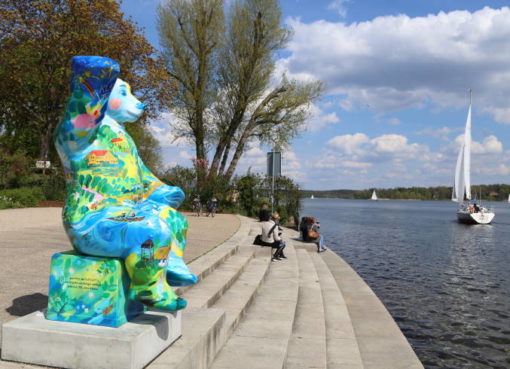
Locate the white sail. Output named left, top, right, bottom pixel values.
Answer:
left=452, top=144, right=464, bottom=202
left=464, top=104, right=472, bottom=200
left=508, top=194, right=510, bottom=203
left=371, top=190, right=378, bottom=200
left=452, top=103, right=472, bottom=202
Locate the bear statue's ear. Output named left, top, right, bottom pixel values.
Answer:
left=70, top=56, right=120, bottom=103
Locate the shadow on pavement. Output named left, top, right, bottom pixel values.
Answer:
left=6, top=293, right=48, bottom=316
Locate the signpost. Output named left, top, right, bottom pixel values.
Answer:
left=267, top=150, right=281, bottom=213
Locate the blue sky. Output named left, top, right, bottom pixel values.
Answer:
left=120, top=0, right=510, bottom=190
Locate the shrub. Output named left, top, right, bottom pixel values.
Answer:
left=0, top=187, right=45, bottom=208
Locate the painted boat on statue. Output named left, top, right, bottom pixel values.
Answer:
left=451, top=92, right=494, bottom=225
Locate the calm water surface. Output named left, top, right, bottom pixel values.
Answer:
left=301, top=199, right=510, bottom=369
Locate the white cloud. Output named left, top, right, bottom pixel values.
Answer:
left=327, top=133, right=369, bottom=154
left=327, top=133, right=427, bottom=158
left=417, top=126, right=455, bottom=141
left=305, top=103, right=341, bottom=132
left=482, top=107, right=510, bottom=124
left=327, top=0, right=351, bottom=19
left=149, top=112, right=189, bottom=147
left=281, top=7, right=510, bottom=120
left=340, top=160, right=372, bottom=168
left=453, top=134, right=503, bottom=154
left=388, top=118, right=401, bottom=126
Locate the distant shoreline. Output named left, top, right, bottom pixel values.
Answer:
left=304, top=197, right=509, bottom=202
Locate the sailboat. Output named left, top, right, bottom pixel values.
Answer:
left=370, top=190, right=378, bottom=201
left=310, top=194, right=314, bottom=199
left=452, top=92, right=494, bottom=224
left=507, top=194, right=510, bottom=203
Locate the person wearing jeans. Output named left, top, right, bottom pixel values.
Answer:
left=260, top=212, right=286, bottom=261
left=312, top=221, right=327, bottom=253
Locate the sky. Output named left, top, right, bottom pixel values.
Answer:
left=119, top=0, right=510, bottom=190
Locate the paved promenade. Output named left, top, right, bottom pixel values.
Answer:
left=0, top=208, right=240, bottom=347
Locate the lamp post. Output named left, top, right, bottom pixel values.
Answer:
left=267, top=149, right=281, bottom=214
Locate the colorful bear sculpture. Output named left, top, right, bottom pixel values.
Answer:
left=53, top=56, right=197, bottom=313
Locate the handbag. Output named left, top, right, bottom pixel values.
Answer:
left=253, top=234, right=263, bottom=245
left=307, top=229, right=319, bottom=240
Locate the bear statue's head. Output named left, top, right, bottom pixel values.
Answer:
left=106, top=78, right=145, bottom=123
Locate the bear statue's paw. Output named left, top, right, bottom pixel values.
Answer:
left=139, top=296, right=187, bottom=312
left=166, top=269, right=199, bottom=287
left=166, top=256, right=199, bottom=286
left=129, top=285, right=187, bottom=312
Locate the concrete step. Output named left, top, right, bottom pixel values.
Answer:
left=321, top=252, right=424, bottom=369
left=183, top=245, right=256, bottom=309
left=209, top=240, right=299, bottom=369
left=311, top=252, right=364, bottom=369
left=175, top=216, right=253, bottom=295
left=283, top=249, right=327, bottom=369
left=150, top=219, right=272, bottom=369
left=148, top=308, right=225, bottom=369
left=211, top=247, right=272, bottom=339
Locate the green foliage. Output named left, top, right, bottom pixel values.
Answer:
left=0, top=187, right=44, bottom=208
left=233, top=173, right=301, bottom=224
left=0, top=0, right=174, bottom=163
left=235, top=174, right=262, bottom=216
left=0, top=149, right=33, bottom=189
left=125, top=123, right=163, bottom=174
left=159, top=165, right=197, bottom=209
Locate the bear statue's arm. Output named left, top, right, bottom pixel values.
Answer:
left=57, top=56, right=120, bottom=151
left=138, top=157, right=185, bottom=208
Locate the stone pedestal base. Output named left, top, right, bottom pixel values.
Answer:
left=1, top=309, right=181, bottom=369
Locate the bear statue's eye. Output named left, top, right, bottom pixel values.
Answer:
left=121, top=90, right=127, bottom=96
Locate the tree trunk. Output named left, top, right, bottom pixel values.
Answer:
left=208, top=109, right=245, bottom=177
left=224, top=137, right=247, bottom=180
left=219, top=140, right=231, bottom=176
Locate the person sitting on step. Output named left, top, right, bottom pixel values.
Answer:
left=260, top=212, right=286, bottom=261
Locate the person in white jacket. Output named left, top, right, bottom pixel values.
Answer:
left=260, top=212, right=286, bottom=261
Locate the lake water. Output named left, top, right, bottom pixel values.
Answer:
left=301, top=198, right=510, bottom=369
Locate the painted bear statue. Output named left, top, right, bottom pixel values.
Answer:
left=53, top=56, right=197, bottom=312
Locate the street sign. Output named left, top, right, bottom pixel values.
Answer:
left=36, top=161, right=51, bottom=169
left=266, top=152, right=281, bottom=177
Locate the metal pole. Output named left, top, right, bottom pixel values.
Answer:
left=271, top=149, right=275, bottom=214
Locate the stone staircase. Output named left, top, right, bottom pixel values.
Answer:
left=0, top=215, right=422, bottom=368
left=148, top=217, right=423, bottom=369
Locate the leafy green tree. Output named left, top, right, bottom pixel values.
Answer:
left=0, top=0, right=173, bottom=167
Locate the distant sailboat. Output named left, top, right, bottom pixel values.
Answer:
left=310, top=194, right=314, bottom=199
left=452, top=91, right=494, bottom=224
left=508, top=194, right=510, bottom=203
left=370, top=190, right=378, bottom=201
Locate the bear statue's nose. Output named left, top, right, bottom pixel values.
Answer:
left=137, top=102, right=145, bottom=110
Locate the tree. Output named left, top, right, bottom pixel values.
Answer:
left=157, top=0, right=224, bottom=161
left=0, top=0, right=174, bottom=166
left=158, top=0, right=323, bottom=181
